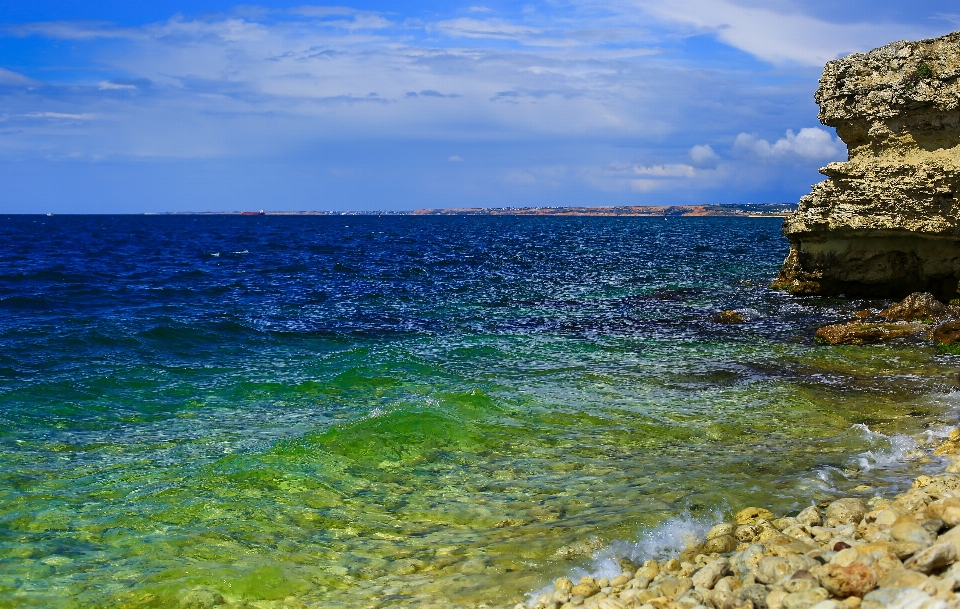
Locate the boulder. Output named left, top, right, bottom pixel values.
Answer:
left=814, top=322, right=925, bottom=345
left=930, top=320, right=960, bottom=345
left=772, top=32, right=960, bottom=300
left=879, top=292, right=948, bottom=321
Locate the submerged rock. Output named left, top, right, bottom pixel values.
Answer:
left=712, top=310, right=745, bottom=324
left=772, top=31, right=960, bottom=300
left=814, top=321, right=924, bottom=345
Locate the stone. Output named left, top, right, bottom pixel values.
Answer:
left=832, top=548, right=860, bottom=567
left=879, top=292, right=949, bottom=321
left=692, top=558, right=730, bottom=590
left=825, top=499, right=869, bottom=527
left=781, top=588, right=829, bottom=609
left=713, top=311, right=745, bottom=324
left=708, top=524, right=736, bottom=540
left=930, top=320, right=960, bottom=345
left=737, top=508, right=777, bottom=525
left=819, top=562, right=878, bottom=598
left=891, top=521, right=935, bottom=545
left=878, top=567, right=930, bottom=589
left=796, top=507, right=823, bottom=527
left=660, top=577, right=693, bottom=599
left=861, top=587, right=943, bottom=609
left=903, top=542, right=958, bottom=573
left=739, top=584, right=771, bottom=609
left=947, top=459, right=960, bottom=474
left=704, top=535, right=737, bottom=554
left=772, top=31, right=960, bottom=300
left=557, top=578, right=575, bottom=593
left=756, top=556, right=820, bottom=585
left=178, top=588, right=226, bottom=609
left=737, top=526, right=761, bottom=543
left=783, top=578, right=818, bottom=594
left=873, top=507, right=903, bottom=527
left=766, top=587, right=789, bottom=609
left=637, top=561, right=660, bottom=581
left=808, top=602, right=845, bottom=609
left=928, top=498, right=960, bottom=526
left=572, top=578, right=601, bottom=599
left=611, top=574, right=630, bottom=587
left=814, top=322, right=926, bottom=345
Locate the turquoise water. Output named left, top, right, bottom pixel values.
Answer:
left=1, top=215, right=958, bottom=608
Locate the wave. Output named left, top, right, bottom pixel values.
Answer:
left=526, top=510, right=720, bottom=606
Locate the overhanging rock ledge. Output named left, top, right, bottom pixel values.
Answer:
left=772, top=30, right=960, bottom=300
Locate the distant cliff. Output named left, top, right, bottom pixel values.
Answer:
left=773, top=31, right=960, bottom=299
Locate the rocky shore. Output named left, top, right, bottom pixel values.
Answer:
left=509, top=292, right=960, bottom=609
left=517, top=431, right=960, bottom=609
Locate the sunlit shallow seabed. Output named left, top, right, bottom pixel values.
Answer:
left=0, top=215, right=958, bottom=608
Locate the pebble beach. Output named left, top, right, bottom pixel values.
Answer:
left=518, top=430, right=960, bottom=609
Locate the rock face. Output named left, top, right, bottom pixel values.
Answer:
left=773, top=31, right=960, bottom=299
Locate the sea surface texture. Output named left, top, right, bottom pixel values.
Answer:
left=1, top=215, right=958, bottom=609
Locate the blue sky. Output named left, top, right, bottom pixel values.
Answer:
left=0, top=1, right=957, bottom=212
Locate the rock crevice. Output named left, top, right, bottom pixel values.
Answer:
left=774, top=31, right=960, bottom=299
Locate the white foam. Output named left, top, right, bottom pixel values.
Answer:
left=526, top=510, right=719, bottom=606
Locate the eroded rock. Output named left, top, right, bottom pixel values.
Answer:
left=772, top=32, right=960, bottom=300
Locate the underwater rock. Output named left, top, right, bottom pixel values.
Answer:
left=773, top=31, right=960, bottom=299
left=713, top=310, right=746, bottom=324
left=814, top=321, right=924, bottom=345
left=177, top=588, right=226, bottom=609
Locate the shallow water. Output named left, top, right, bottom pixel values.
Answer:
left=0, top=215, right=958, bottom=608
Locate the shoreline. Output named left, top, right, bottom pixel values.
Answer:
left=512, top=428, right=960, bottom=609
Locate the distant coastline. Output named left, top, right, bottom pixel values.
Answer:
left=160, top=203, right=797, bottom=217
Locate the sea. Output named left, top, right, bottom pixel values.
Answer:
left=1, top=214, right=959, bottom=609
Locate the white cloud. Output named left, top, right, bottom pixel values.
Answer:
left=734, top=127, right=843, bottom=161
left=637, top=0, right=935, bottom=65
left=20, top=112, right=93, bottom=119
left=432, top=18, right=541, bottom=39
left=0, top=67, right=36, bottom=86
left=689, top=144, right=719, bottom=168
left=98, top=81, right=137, bottom=90
left=448, top=155, right=464, bottom=162
left=469, top=6, right=494, bottom=13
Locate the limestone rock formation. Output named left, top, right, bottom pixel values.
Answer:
left=773, top=31, right=960, bottom=299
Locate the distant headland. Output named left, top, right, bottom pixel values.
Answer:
left=163, top=203, right=797, bottom=217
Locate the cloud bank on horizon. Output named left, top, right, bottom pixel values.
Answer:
left=0, top=0, right=955, bottom=212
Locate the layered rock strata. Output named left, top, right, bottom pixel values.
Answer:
left=773, top=31, right=960, bottom=299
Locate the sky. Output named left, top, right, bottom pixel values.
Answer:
left=0, top=1, right=957, bottom=213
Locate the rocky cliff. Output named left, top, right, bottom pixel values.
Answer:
left=773, top=31, right=960, bottom=299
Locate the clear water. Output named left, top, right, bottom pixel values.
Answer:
left=1, top=215, right=958, bottom=609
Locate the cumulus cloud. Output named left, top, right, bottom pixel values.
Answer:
left=734, top=127, right=844, bottom=161
left=689, top=144, right=719, bottom=168
left=448, top=155, right=464, bottom=162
